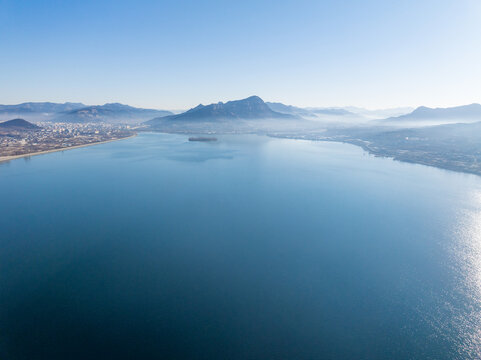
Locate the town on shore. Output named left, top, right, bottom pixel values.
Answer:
left=0, top=119, right=134, bottom=162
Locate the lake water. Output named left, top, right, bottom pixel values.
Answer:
left=2, top=133, right=481, bottom=359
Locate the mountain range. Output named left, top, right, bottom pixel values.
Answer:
left=53, top=103, right=173, bottom=124
left=2, top=100, right=480, bottom=126
left=0, top=102, right=86, bottom=114
left=146, top=96, right=296, bottom=126
left=0, top=102, right=173, bottom=123
left=385, top=104, right=481, bottom=123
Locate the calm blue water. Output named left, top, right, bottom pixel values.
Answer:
left=1, top=133, right=481, bottom=359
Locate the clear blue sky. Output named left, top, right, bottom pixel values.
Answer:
left=1, top=0, right=480, bottom=109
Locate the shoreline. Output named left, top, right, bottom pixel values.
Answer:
left=267, top=134, right=481, bottom=178
left=0, top=133, right=137, bottom=164
left=327, top=138, right=481, bottom=178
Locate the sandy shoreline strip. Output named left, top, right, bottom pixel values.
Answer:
left=0, top=133, right=137, bottom=164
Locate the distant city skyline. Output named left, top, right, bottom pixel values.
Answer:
left=1, top=0, right=480, bottom=109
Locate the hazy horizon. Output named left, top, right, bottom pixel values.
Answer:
left=0, top=96, right=418, bottom=112
left=0, top=97, right=478, bottom=113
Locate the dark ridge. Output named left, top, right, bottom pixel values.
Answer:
left=188, top=136, right=217, bottom=142
left=0, top=118, right=41, bottom=130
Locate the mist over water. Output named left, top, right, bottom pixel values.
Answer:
left=1, top=133, right=481, bottom=359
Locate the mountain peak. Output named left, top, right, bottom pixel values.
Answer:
left=146, top=96, right=296, bottom=125
left=244, top=95, right=263, bottom=102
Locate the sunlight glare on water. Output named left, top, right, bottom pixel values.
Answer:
left=450, top=191, right=481, bottom=358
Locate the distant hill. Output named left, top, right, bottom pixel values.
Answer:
left=385, top=104, right=481, bottom=123
left=53, top=103, right=174, bottom=123
left=344, top=106, right=414, bottom=119
left=266, top=102, right=314, bottom=117
left=146, top=96, right=296, bottom=126
left=0, top=118, right=41, bottom=130
left=309, top=108, right=355, bottom=116
left=0, top=102, right=86, bottom=114
left=266, top=102, right=363, bottom=118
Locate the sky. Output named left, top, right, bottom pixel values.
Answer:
left=1, top=0, right=480, bottom=110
